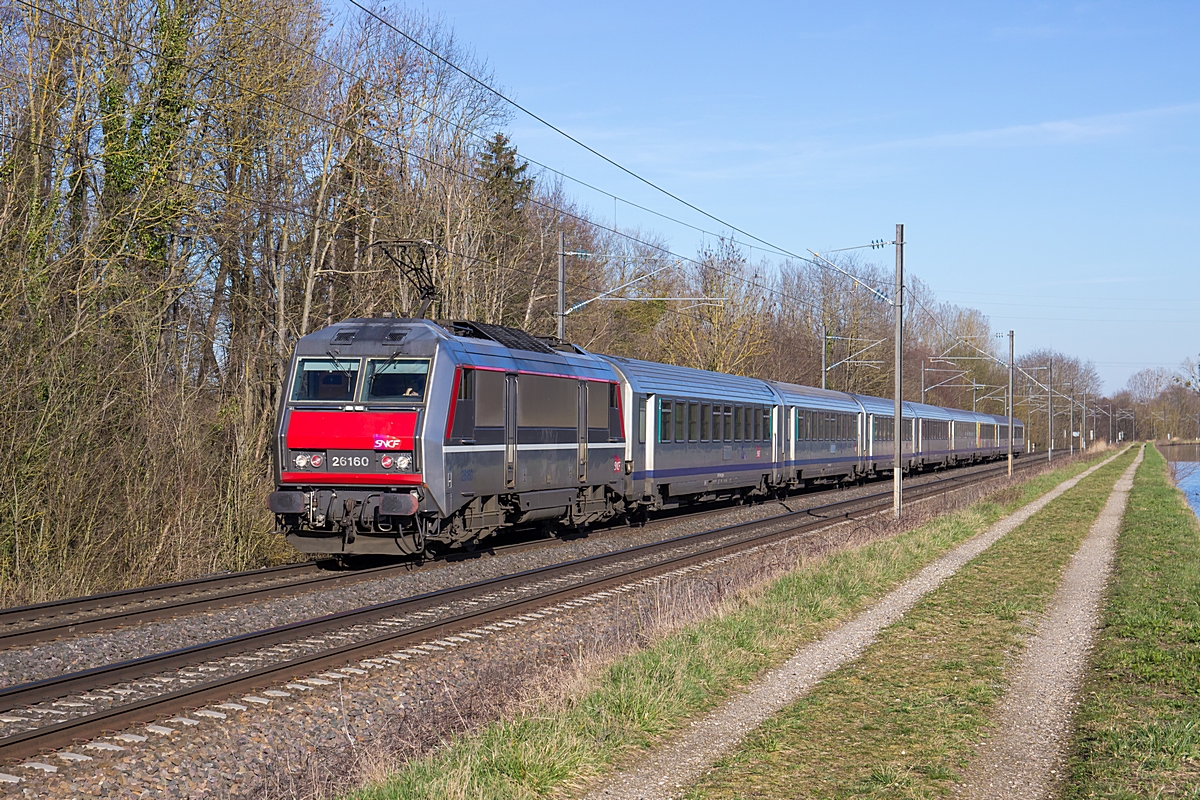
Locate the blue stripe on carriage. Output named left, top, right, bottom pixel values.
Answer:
left=631, top=447, right=1015, bottom=480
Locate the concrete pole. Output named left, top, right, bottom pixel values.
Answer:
left=1048, top=359, right=1053, bottom=463
left=1070, top=390, right=1075, bottom=456
left=557, top=230, right=566, bottom=341
left=1083, top=392, right=1088, bottom=451
left=821, top=320, right=826, bottom=391
left=893, top=223, right=904, bottom=520
left=1008, top=330, right=1014, bottom=476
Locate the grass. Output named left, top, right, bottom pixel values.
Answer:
left=682, top=447, right=1139, bottom=799
left=1065, top=445, right=1200, bottom=798
left=344, top=452, right=1117, bottom=800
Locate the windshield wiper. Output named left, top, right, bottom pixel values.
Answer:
left=325, top=350, right=356, bottom=381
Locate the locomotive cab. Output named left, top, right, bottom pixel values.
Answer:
left=270, top=317, right=628, bottom=557
left=270, top=318, right=444, bottom=555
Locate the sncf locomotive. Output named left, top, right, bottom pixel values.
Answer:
left=269, top=317, right=1024, bottom=556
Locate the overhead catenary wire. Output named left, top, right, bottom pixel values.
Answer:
left=338, top=0, right=893, bottom=297
left=0, top=132, right=784, bottom=358
left=12, top=0, right=984, bottom=372
left=10, top=0, right=833, bottom=316
left=191, top=0, right=797, bottom=263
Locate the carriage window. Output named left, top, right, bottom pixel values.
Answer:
left=675, top=400, right=687, bottom=443
left=689, top=402, right=700, bottom=442
left=700, top=404, right=711, bottom=441
left=753, top=407, right=762, bottom=441
left=659, top=399, right=672, bottom=443
left=724, top=405, right=733, bottom=442
left=639, top=397, right=647, bottom=444
left=292, top=358, right=361, bottom=402
left=732, top=406, right=742, bottom=441
left=362, top=358, right=430, bottom=402
left=764, top=408, right=773, bottom=440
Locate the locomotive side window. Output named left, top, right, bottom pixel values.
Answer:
left=587, top=381, right=609, bottom=429
left=448, top=368, right=477, bottom=441
left=518, top=375, right=576, bottom=428
left=607, top=383, right=623, bottom=441
left=457, top=369, right=475, bottom=400
left=475, top=370, right=505, bottom=427
left=291, top=358, right=360, bottom=402
left=363, top=359, right=429, bottom=402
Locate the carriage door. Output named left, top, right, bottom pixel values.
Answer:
left=505, top=374, right=517, bottom=488
left=577, top=382, right=589, bottom=482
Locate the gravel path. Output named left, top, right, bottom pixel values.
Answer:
left=582, top=450, right=1126, bottom=800
left=956, top=446, right=1144, bottom=800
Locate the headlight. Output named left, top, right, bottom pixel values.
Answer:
left=396, top=452, right=414, bottom=472
left=291, top=452, right=324, bottom=469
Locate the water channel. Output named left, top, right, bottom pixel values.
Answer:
left=1159, top=442, right=1200, bottom=519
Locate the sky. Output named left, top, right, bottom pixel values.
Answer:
left=382, top=1, right=1199, bottom=393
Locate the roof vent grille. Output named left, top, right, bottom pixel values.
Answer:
left=331, top=328, right=359, bottom=343
left=448, top=321, right=555, bottom=355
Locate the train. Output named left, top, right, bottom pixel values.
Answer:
left=269, top=317, right=1024, bottom=556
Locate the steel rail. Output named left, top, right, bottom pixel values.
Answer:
left=0, top=455, right=1058, bottom=761
left=0, top=561, right=328, bottom=627
left=0, top=458, right=1023, bottom=648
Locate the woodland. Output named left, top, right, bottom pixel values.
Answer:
left=2, top=0, right=1182, bottom=603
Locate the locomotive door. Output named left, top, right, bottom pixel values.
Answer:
left=577, top=382, right=588, bottom=482
left=504, top=374, right=517, bottom=489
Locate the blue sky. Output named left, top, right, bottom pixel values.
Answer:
left=410, top=1, right=1199, bottom=392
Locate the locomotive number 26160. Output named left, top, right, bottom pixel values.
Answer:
left=329, top=453, right=371, bottom=470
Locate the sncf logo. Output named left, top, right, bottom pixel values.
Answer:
left=374, top=435, right=404, bottom=450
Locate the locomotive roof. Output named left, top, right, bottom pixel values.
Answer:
left=294, top=317, right=618, bottom=381
left=293, top=317, right=447, bottom=358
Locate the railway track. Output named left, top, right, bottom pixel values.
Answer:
left=0, top=454, right=1060, bottom=763
left=0, top=458, right=1041, bottom=651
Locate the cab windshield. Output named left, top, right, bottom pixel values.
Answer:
left=291, top=358, right=360, bottom=402
left=363, top=359, right=430, bottom=403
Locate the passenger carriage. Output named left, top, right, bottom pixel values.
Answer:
left=603, top=356, right=784, bottom=510
left=765, top=381, right=863, bottom=486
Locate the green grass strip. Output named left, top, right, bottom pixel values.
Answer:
left=1065, top=446, right=1200, bottom=798
left=347, top=454, right=1116, bottom=800
left=684, top=447, right=1138, bottom=799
